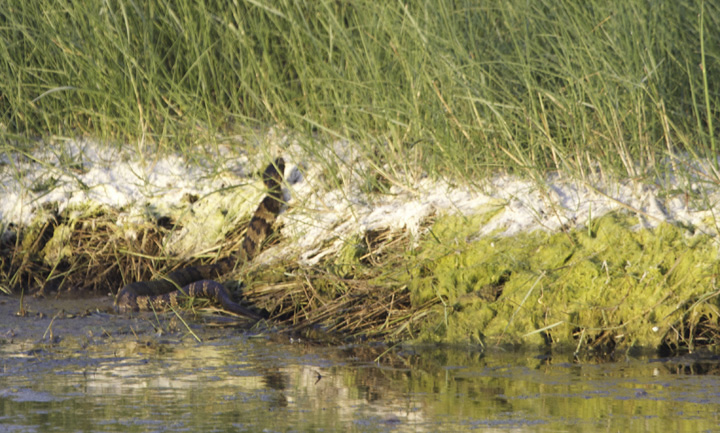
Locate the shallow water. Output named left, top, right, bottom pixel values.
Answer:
left=2, top=297, right=720, bottom=432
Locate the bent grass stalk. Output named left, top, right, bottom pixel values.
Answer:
left=499, top=271, right=546, bottom=345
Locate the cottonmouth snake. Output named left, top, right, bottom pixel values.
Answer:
left=115, top=158, right=285, bottom=320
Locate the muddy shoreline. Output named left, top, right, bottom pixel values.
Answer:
left=0, top=294, right=257, bottom=347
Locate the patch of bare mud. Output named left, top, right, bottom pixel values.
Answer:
left=0, top=295, right=253, bottom=349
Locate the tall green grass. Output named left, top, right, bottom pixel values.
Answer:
left=0, top=0, right=717, bottom=180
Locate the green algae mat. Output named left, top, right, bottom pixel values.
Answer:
left=408, top=212, right=720, bottom=353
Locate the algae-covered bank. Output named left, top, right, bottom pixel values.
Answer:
left=2, top=139, right=720, bottom=356
left=408, top=212, right=720, bottom=353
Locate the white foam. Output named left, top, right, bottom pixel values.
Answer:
left=2, top=139, right=719, bottom=265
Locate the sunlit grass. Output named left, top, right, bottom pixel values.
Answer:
left=0, top=0, right=717, bottom=183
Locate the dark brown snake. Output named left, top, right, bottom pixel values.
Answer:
left=115, top=158, right=285, bottom=320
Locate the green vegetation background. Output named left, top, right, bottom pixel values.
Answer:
left=1, top=0, right=718, bottom=179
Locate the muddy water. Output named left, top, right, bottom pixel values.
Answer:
left=2, top=296, right=720, bottom=432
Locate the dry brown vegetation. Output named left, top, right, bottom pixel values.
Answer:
left=0, top=206, right=432, bottom=342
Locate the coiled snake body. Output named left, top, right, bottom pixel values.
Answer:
left=115, top=158, right=285, bottom=320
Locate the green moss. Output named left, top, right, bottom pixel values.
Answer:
left=19, top=203, right=106, bottom=266
left=41, top=224, right=73, bottom=265
left=410, top=212, right=720, bottom=350
left=333, top=235, right=367, bottom=279
left=165, top=183, right=263, bottom=257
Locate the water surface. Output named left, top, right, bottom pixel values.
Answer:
left=1, top=297, right=720, bottom=432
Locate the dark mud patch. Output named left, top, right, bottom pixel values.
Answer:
left=0, top=294, right=254, bottom=350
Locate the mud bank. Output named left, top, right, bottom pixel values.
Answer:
left=0, top=295, right=257, bottom=350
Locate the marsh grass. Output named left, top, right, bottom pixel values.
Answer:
left=0, top=205, right=162, bottom=296
left=1, top=0, right=718, bottom=183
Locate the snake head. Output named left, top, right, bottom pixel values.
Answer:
left=262, top=157, right=285, bottom=190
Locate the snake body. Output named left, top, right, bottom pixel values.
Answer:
left=115, top=158, right=285, bottom=320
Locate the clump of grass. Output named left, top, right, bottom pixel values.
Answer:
left=1, top=0, right=718, bottom=183
left=0, top=204, right=154, bottom=295
left=243, top=228, right=430, bottom=341
left=0, top=201, right=256, bottom=298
